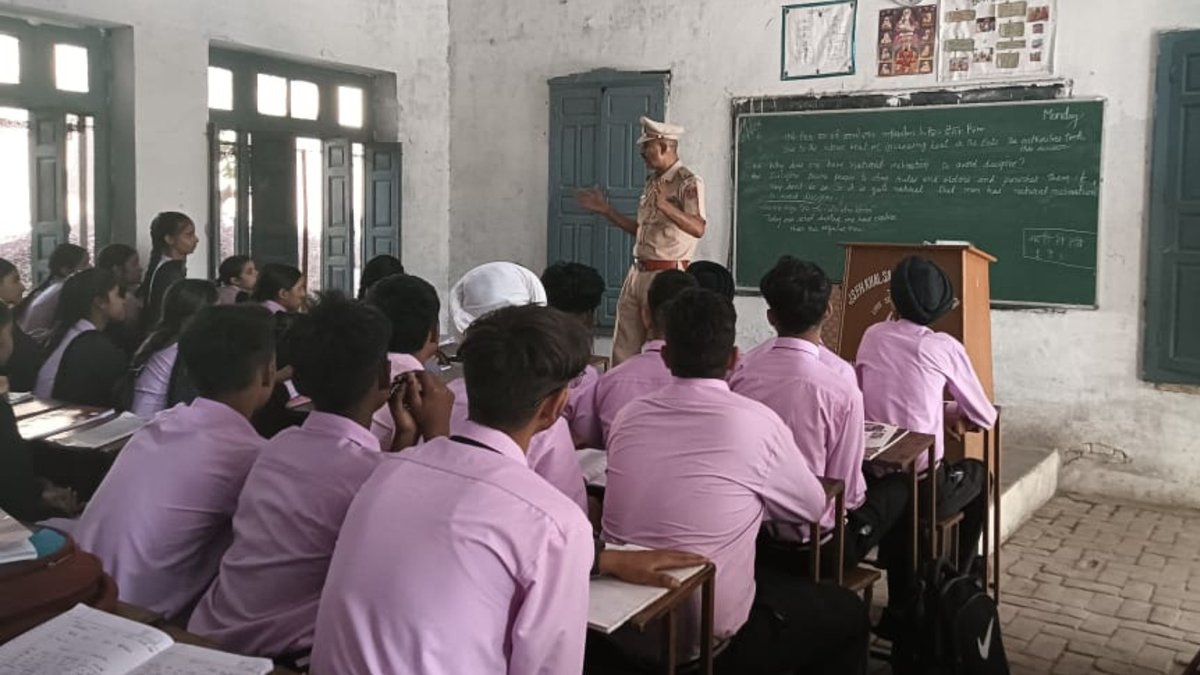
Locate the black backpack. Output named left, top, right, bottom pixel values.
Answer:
left=892, top=559, right=1010, bottom=675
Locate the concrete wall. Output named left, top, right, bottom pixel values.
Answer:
left=449, top=0, right=1200, bottom=503
left=1, top=0, right=452, bottom=290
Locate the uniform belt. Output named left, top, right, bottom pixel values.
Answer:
left=634, top=259, right=690, bottom=272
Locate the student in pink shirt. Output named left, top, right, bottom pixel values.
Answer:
left=856, top=256, right=997, bottom=631
left=572, top=269, right=697, bottom=448
left=541, top=261, right=605, bottom=439
left=188, top=294, right=453, bottom=664
left=731, top=257, right=909, bottom=575
left=76, top=305, right=277, bottom=622
left=446, top=262, right=588, bottom=513
left=312, top=305, right=598, bottom=674
left=363, top=273, right=444, bottom=448
left=604, top=288, right=869, bottom=674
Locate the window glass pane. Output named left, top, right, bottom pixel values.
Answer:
left=290, top=80, right=319, bottom=120
left=54, top=44, right=89, bottom=93
left=208, top=67, right=233, bottom=110
left=218, top=130, right=238, bottom=261
left=352, top=143, right=364, bottom=293
left=338, top=86, right=363, bottom=128
left=0, top=35, right=19, bottom=84
left=295, top=137, right=323, bottom=291
left=257, top=74, right=287, bottom=117
left=0, top=107, right=30, bottom=283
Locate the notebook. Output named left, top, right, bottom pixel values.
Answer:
left=52, top=413, right=149, bottom=450
left=0, top=508, right=34, bottom=564
left=17, top=408, right=115, bottom=441
left=587, top=544, right=706, bottom=634
left=0, top=604, right=273, bottom=675
left=865, top=421, right=908, bottom=461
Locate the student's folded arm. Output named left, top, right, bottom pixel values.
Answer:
left=941, top=340, right=998, bottom=429
left=760, top=429, right=828, bottom=525
left=508, top=523, right=592, bottom=675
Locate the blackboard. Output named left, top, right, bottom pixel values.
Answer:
left=733, top=99, right=1104, bottom=305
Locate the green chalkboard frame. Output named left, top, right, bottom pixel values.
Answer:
left=730, top=89, right=1103, bottom=307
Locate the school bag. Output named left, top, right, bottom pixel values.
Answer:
left=0, top=529, right=117, bottom=643
left=892, top=558, right=1009, bottom=675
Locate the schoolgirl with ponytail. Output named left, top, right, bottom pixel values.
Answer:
left=0, top=258, right=41, bottom=390
left=125, top=279, right=217, bottom=416
left=16, top=243, right=90, bottom=335
left=33, top=268, right=129, bottom=406
left=138, top=212, right=198, bottom=332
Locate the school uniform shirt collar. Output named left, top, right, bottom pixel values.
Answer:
left=666, top=376, right=730, bottom=393
left=453, top=419, right=527, bottom=467
left=262, top=300, right=287, bottom=314
left=387, top=352, right=425, bottom=376
left=301, top=411, right=382, bottom=452
left=73, top=318, right=98, bottom=333
left=641, top=339, right=665, bottom=354
left=771, top=337, right=821, bottom=358
left=189, top=397, right=258, bottom=438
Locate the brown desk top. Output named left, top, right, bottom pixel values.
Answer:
left=867, top=431, right=936, bottom=471
left=630, top=562, right=716, bottom=632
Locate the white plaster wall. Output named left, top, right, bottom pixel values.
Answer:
left=1, top=0, right=452, bottom=291
left=449, top=0, right=1200, bottom=503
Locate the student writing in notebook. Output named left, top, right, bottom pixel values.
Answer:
left=447, top=262, right=588, bottom=513
left=137, top=212, right=198, bottom=333
left=75, top=304, right=277, bottom=622
left=216, top=255, right=257, bottom=306
left=17, top=243, right=90, bottom=336
left=0, top=258, right=40, bottom=392
left=124, top=280, right=218, bottom=418
left=730, top=256, right=909, bottom=576
left=604, top=288, right=869, bottom=674
left=189, top=293, right=453, bottom=662
left=0, top=303, right=114, bottom=521
left=33, top=268, right=129, bottom=407
left=569, top=269, right=696, bottom=448
left=856, top=256, right=997, bottom=634
left=363, top=273, right=443, bottom=448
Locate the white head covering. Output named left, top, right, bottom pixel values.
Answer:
left=449, top=262, right=547, bottom=338
left=636, top=116, right=685, bottom=145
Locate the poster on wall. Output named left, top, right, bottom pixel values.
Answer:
left=939, top=0, right=1056, bottom=80
left=781, top=1, right=857, bottom=80
left=876, top=3, right=938, bottom=78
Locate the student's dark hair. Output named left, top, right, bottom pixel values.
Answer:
left=541, top=262, right=605, bottom=315
left=663, top=288, right=737, bottom=379
left=218, top=255, right=252, bottom=286
left=96, top=244, right=137, bottom=273
left=357, top=255, right=405, bottom=300
left=137, top=212, right=194, bottom=300
left=459, top=305, right=591, bottom=431
left=17, top=244, right=89, bottom=318
left=365, top=274, right=440, bottom=354
left=179, top=305, right=276, bottom=398
left=687, top=261, right=735, bottom=301
left=44, top=268, right=119, bottom=356
left=287, top=292, right=391, bottom=412
left=131, top=279, right=218, bottom=372
left=647, top=270, right=698, bottom=330
left=252, top=263, right=303, bottom=303
left=0, top=258, right=16, bottom=282
left=759, top=256, right=831, bottom=336
left=0, top=301, right=10, bottom=329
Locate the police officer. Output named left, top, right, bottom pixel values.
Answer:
left=577, top=116, right=707, bottom=365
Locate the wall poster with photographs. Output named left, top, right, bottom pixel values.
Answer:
left=939, top=0, right=1056, bottom=80
left=876, top=3, right=938, bottom=78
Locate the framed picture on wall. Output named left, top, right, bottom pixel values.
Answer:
left=781, top=0, right=857, bottom=80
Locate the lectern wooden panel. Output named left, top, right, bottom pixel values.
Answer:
left=838, top=243, right=996, bottom=461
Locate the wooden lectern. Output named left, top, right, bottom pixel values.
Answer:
left=837, top=243, right=996, bottom=462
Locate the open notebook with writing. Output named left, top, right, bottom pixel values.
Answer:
left=865, top=421, right=908, bottom=461
left=588, top=544, right=705, bottom=635
left=0, top=604, right=272, bottom=675
left=17, top=407, right=114, bottom=441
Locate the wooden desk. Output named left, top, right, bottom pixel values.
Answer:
left=625, top=562, right=717, bottom=675
left=819, top=478, right=847, bottom=585
left=981, top=407, right=1003, bottom=602
left=866, top=431, right=938, bottom=573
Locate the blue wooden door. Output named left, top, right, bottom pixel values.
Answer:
left=548, top=72, right=667, bottom=330
left=1144, top=31, right=1200, bottom=383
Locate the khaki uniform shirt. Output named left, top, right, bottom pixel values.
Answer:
left=634, top=161, right=706, bottom=261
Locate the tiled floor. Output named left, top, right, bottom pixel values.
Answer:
left=869, top=493, right=1200, bottom=674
